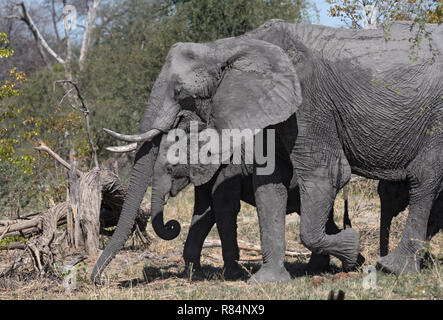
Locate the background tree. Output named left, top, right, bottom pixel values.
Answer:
left=326, top=0, right=442, bottom=62
left=82, top=0, right=313, bottom=157
left=0, top=0, right=312, bottom=216
left=327, top=0, right=442, bottom=29
left=0, top=32, right=34, bottom=213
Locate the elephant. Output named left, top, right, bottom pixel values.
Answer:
left=91, top=19, right=443, bottom=284
left=182, top=178, right=442, bottom=280
left=150, top=110, right=356, bottom=280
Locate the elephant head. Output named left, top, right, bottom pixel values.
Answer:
left=91, top=36, right=302, bottom=284
left=149, top=111, right=225, bottom=240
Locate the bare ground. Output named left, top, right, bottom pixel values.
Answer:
left=0, top=179, right=442, bottom=300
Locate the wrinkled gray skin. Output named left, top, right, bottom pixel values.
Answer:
left=92, top=20, right=443, bottom=284
left=154, top=113, right=353, bottom=279
left=378, top=181, right=442, bottom=257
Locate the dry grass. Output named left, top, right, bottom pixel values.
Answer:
left=0, top=179, right=441, bottom=300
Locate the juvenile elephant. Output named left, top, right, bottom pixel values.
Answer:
left=152, top=111, right=353, bottom=279
left=92, top=20, right=443, bottom=284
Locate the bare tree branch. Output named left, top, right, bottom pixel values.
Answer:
left=62, top=0, right=73, bottom=81
left=79, top=0, right=101, bottom=71
left=203, top=238, right=311, bottom=258
left=51, top=0, right=62, bottom=54
left=54, top=80, right=99, bottom=169
left=14, top=2, right=65, bottom=66
left=4, top=15, right=21, bottom=19
left=34, top=140, right=84, bottom=177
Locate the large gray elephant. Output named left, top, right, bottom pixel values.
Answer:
left=92, top=20, right=443, bottom=284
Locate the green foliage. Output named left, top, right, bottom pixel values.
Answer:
left=327, top=0, right=442, bottom=29
left=0, top=33, right=40, bottom=216
left=0, top=33, right=14, bottom=58
left=1, top=34, right=30, bottom=173
left=326, top=0, right=442, bottom=62
left=1, top=0, right=310, bottom=215
left=0, top=235, right=27, bottom=248
left=171, top=0, right=308, bottom=42
left=0, top=35, right=88, bottom=215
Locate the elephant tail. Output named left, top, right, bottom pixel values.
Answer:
left=343, top=185, right=352, bottom=229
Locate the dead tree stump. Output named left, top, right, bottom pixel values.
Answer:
left=0, top=142, right=151, bottom=278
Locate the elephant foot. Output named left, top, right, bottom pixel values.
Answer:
left=376, top=249, right=420, bottom=275
left=334, top=228, right=360, bottom=270
left=306, top=254, right=331, bottom=275
left=223, top=262, right=243, bottom=280
left=246, top=265, right=290, bottom=284
left=343, top=253, right=366, bottom=272
left=92, top=275, right=103, bottom=286
left=183, top=262, right=205, bottom=280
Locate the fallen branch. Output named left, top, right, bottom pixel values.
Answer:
left=0, top=226, right=10, bottom=242
left=0, top=243, right=26, bottom=251
left=202, top=238, right=311, bottom=258
left=0, top=203, right=68, bottom=243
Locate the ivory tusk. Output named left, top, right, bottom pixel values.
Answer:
left=106, top=143, right=137, bottom=153
left=103, top=128, right=162, bottom=142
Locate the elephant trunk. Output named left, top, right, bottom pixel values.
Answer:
left=91, top=141, right=157, bottom=285
left=150, top=180, right=181, bottom=241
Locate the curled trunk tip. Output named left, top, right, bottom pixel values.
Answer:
left=152, top=215, right=181, bottom=240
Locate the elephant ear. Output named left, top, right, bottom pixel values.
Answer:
left=211, top=38, right=302, bottom=135
left=170, top=111, right=221, bottom=187
left=189, top=162, right=220, bottom=186
left=188, top=124, right=222, bottom=187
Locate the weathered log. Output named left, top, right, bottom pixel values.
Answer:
left=0, top=169, right=151, bottom=257
left=1, top=141, right=151, bottom=278
left=0, top=204, right=68, bottom=240
left=0, top=211, right=43, bottom=226
left=0, top=243, right=26, bottom=250
left=75, top=167, right=102, bottom=256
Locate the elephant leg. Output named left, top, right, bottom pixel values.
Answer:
left=426, top=191, right=443, bottom=240
left=306, top=209, right=336, bottom=273
left=377, top=154, right=441, bottom=274
left=306, top=207, right=365, bottom=272
left=248, top=165, right=290, bottom=284
left=377, top=194, right=434, bottom=274
left=183, top=185, right=215, bottom=277
left=377, top=181, right=409, bottom=257
left=421, top=191, right=443, bottom=268
left=298, top=162, right=360, bottom=271
left=211, top=170, right=242, bottom=280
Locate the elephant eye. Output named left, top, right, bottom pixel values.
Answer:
left=180, top=96, right=196, bottom=110
left=166, top=166, right=174, bottom=174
